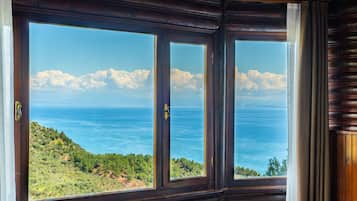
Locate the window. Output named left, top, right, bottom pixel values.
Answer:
left=13, top=2, right=288, bottom=199
left=14, top=21, right=214, bottom=201
left=226, top=38, right=288, bottom=183
left=161, top=36, right=213, bottom=187
left=234, top=40, right=288, bottom=179
left=169, top=43, right=206, bottom=180
left=29, top=23, right=156, bottom=200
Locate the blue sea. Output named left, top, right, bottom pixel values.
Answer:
left=30, top=107, right=287, bottom=174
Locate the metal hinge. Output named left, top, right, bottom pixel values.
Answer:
left=15, top=101, right=23, bottom=121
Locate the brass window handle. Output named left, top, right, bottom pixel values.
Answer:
left=15, top=101, right=23, bottom=121
left=164, top=104, right=170, bottom=120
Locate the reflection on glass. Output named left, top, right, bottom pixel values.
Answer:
left=29, top=23, right=155, bottom=200
left=234, top=40, right=288, bottom=179
left=169, top=42, right=206, bottom=180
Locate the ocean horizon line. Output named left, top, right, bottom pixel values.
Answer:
left=30, top=105, right=288, bottom=110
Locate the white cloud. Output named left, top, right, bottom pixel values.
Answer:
left=171, top=68, right=203, bottom=91
left=31, top=67, right=285, bottom=92
left=31, top=68, right=203, bottom=91
left=31, top=68, right=151, bottom=91
left=31, top=70, right=94, bottom=90
left=108, top=68, right=151, bottom=89
left=235, top=67, right=286, bottom=91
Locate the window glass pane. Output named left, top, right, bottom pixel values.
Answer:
left=169, top=42, right=206, bottom=180
left=234, top=40, right=288, bottom=179
left=29, top=23, right=155, bottom=200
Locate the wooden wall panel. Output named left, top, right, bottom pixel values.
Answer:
left=224, top=1, right=286, bottom=33
left=336, top=135, right=345, bottom=201
left=345, top=135, right=352, bottom=201
left=329, top=2, right=357, bottom=201
left=335, top=134, right=357, bottom=201
left=12, top=0, right=222, bottom=33
left=353, top=136, right=357, bottom=200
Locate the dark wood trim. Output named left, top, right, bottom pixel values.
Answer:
left=162, top=34, right=171, bottom=189
left=223, top=184, right=286, bottom=200
left=224, top=1, right=287, bottom=34
left=13, top=15, right=29, bottom=201
left=12, top=1, right=219, bottom=34
left=155, top=34, right=164, bottom=190
left=227, top=0, right=304, bottom=3
left=213, top=27, right=225, bottom=190
left=226, top=31, right=287, bottom=41
left=225, top=32, right=236, bottom=187
left=108, top=0, right=222, bottom=19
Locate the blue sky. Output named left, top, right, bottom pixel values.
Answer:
left=235, top=40, right=287, bottom=108
left=30, top=23, right=287, bottom=108
left=235, top=41, right=287, bottom=74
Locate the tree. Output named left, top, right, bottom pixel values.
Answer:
left=235, top=166, right=260, bottom=177
left=265, top=157, right=287, bottom=176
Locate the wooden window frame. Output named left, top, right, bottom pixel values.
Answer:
left=13, top=13, right=215, bottom=201
left=12, top=1, right=291, bottom=200
left=162, top=34, right=214, bottom=189
left=224, top=31, right=288, bottom=188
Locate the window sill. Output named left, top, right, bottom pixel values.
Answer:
left=34, top=184, right=286, bottom=201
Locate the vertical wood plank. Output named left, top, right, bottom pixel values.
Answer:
left=352, top=135, right=357, bottom=200
left=345, top=134, right=352, bottom=201
left=337, top=134, right=345, bottom=201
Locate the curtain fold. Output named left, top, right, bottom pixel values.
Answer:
left=0, top=0, right=16, bottom=201
left=286, top=3, right=301, bottom=201
left=287, top=1, right=330, bottom=201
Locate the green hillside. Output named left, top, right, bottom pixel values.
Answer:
left=29, top=122, right=285, bottom=200
left=29, top=122, right=203, bottom=200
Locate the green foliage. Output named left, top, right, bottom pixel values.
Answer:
left=29, top=122, right=203, bottom=200
left=234, top=166, right=260, bottom=177
left=234, top=157, right=288, bottom=179
left=170, top=158, right=204, bottom=179
left=265, top=157, right=287, bottom=176
left=29, top=121, right=288, bottom=200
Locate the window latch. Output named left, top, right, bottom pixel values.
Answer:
left=164, top=104, right=170, bottom=120
left=15, top=101, right=23, bottom=121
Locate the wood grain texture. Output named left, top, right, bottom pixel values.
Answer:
left=13, top=0, right=290, bottom=33
left=224, top=2, right=286, bottom=32
left=328, top=3, right=357, bottom=201
left=13, top=15, right=29, bottom=201
left=329, top=3, right=357, bottom=133
left=334, top=134, right=357, bottom=201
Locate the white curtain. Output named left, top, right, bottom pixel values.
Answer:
left=0, top=0, right=16, bottom=200
left=286, top=3, right=301, bottom=201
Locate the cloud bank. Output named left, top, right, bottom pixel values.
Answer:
left=31, top=67, right=286, bottom=92
left=235, top=68, right=286, bottom=91
left=31, top=69, right=151, bottom=91
left=171, top=68, right=203, bottom=91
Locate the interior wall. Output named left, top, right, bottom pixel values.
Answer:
left=329, top=2, right=357, bottom=201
